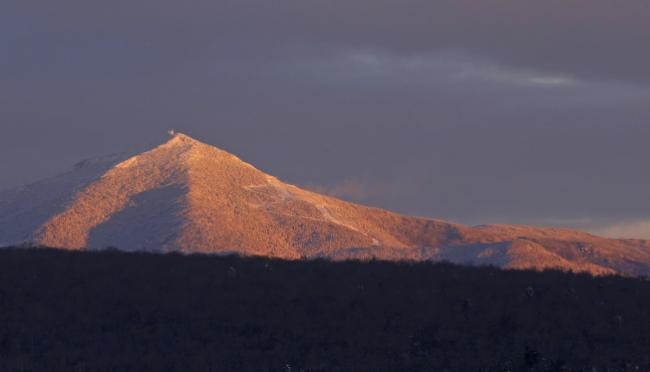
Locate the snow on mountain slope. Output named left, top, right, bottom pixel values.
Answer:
left=0, top=153, right=128, bottom=245
left=2, top=133, right=650, bottom=277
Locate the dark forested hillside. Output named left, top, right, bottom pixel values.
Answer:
left=0, top=248, right=649, bottom=371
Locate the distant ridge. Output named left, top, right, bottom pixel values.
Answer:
left=2, top=133, right=650, bottom=276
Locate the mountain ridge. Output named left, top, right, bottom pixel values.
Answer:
left=2, top=133, right=650, bottom=276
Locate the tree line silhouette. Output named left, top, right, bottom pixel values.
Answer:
left=0, top=247, right=649, bottom=371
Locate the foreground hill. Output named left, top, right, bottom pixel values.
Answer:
left=1, top=248, right=649, bottom=371
left=1, top=133, right=650, bottom=276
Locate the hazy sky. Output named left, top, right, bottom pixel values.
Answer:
left=2, top=1, right=650, bottom=238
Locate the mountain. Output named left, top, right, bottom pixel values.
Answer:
left=2, top=133, right=650, bottom=276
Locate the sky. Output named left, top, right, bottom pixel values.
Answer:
left=2, top=0, right=650, bottom=238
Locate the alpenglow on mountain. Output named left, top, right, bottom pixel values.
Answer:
left=1, top=133, right=650, bottom=276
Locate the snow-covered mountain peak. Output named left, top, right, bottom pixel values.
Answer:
left=2, top=134, right=650, bottom=276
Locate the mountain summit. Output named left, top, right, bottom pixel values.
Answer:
left=2, top=133, right=650, bottom=276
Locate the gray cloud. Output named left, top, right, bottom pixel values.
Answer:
left=590, top=220, right=650, bottom=240
left=2, top=1, right=650, bottom=237
left=4, top=0, right=649, bottom=84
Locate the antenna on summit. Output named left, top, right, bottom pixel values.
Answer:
left=168, top=129, right=176, bottom=136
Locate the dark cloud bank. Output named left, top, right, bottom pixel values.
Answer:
left=2, top=0, right=650, bottom=237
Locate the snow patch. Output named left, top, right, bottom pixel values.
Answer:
left=315, top=204, right=359, bottom=232
left=114, top=157, right=139, bottom=169
left=266, top=176, right=292, bottom=201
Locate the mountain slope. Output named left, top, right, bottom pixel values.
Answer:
left=0, top=153, right=127, bottom=246
left=2, top=133, right=650, bottom=276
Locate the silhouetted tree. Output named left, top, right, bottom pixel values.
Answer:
left=0, top=247, right=648, bottom=371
